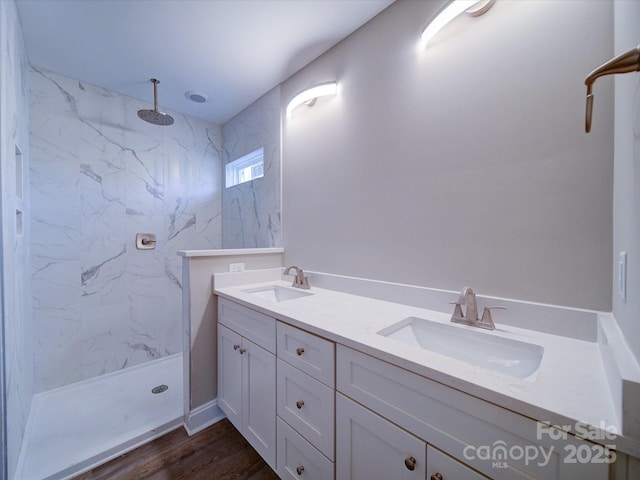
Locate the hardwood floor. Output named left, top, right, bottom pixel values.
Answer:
left=74, top=419, right=279, bottom=480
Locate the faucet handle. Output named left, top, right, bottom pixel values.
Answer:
left=485, top=306, right=507, bottom=312
left=449, top=301, right=464, bottom=319
left=479, top=306, right=506, bottom=329
left=298, top=271, right=310, bottom=289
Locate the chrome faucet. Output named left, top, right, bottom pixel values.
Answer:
left=450, top=287, right=504, bottom=330
left=283, top=265, right=310, bottom=290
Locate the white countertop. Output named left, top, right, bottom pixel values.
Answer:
left=177, top=247, right=284, bottom=257
left=213, top=271, right=640, bottom=458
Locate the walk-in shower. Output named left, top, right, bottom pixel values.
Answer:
left=15, top=354, right=183, bottom=479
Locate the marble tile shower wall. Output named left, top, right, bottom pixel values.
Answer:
left=222, top=85, right=281, bottom=248
left=29, top=68, right=223, bottom=392
left=1, top=0, right=31, bottom=476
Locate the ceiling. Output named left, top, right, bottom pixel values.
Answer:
left=16, top=0, right=394, bottom=125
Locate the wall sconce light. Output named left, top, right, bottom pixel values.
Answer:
left=286, top=82, right=338, bottom=117
left=420, top=0, right=496, bottom=48
left=584, top=45, right=640, bottom=133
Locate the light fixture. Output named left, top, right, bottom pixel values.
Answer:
left=584, top=45, right=640, bottom=133
left=420, top=0, right=496, bottom=48
left=286, top=82, right=337, bottom=117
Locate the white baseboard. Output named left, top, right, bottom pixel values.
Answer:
left=184, top=399, right=226, bottom=436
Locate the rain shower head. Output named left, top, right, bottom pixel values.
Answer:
left=138, top=78, right=174, bottom=126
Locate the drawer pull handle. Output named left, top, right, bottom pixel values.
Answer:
left=233, top=344, right=240, bottom=350
left=430, top=474, right=443, bottom=480
left=296, top=400, right=305, bottom=409
left=296, top=347, right=305, bottom=356
left=404, top=456, right=416, bottom=471
left=296, top=465, right=305, bottom=475
left=239, top=348, right=246, bottom=355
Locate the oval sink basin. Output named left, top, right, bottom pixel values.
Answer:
left=244, top=285, right=313, bottom=302
left=377, top=317, right=543, bottom=379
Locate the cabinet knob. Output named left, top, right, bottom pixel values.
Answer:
left=296, top=347, right=305, bottom=356
left=239, top=348, right=246, bottom=355
left=233, top=344, right=240, bottom=350
left=404, top=456, right=416, bottom=471
left=430, top=474, right=443, bottom=480
left=296, top=465, right=305, bottom=475
left=296, top=400, right=305, bottom=409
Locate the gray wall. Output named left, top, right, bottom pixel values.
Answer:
left=282, top=0, right=614, bottom=311
left=0, top=0, right=32, bottom=476
left=612, top=1, right=640, bottom=362
left=222, top=86, right=281, bottom=248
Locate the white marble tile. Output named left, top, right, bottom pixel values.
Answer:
left=2, top=1, right=33, bottom=476
left=29, top=67, right=223, bottom=393
left=222, top=85, right=281, bottom=248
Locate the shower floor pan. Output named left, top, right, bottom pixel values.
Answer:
left=16, top=353, right=183, bottom=480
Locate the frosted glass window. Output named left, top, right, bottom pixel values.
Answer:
left=226, top=148, right=264, bottom=188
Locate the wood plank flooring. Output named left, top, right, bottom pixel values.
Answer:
left=74, top=419, right=279, bottom=480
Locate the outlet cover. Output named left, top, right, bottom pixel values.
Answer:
left=229, top=262, right=245, bottom=273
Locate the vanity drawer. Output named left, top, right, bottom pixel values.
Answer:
left=277, top=321, right=335, bottom=387
left=277, top=417, right=334, bottom=480
left=277, top=359, right=335, bottom=459
left=218, top=297, right=276, bottom=353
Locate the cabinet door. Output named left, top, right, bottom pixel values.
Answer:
left=243, top=339, right=277, bottom=470
left=427, top=445, right=488, bottom=480
left=217, top=324, right=243, bottom=430
left=336, top=393, right=425, bottom=480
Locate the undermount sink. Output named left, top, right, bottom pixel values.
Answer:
left=378, top=317, right=544, bottom=379
left=244, top=285, right=313, bottom=302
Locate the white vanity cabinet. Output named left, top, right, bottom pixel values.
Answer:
left=217, top=299, right=276, bottom=469
left=216, top=294, right=613, bottom=480
left=336, top=345, right=609, bottom=480
left=276, top=322, right=336, bottom=480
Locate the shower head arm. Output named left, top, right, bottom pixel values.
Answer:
left=151, top=78, right=159, bottom=112
left=584, top=46, right=640, bottom=133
